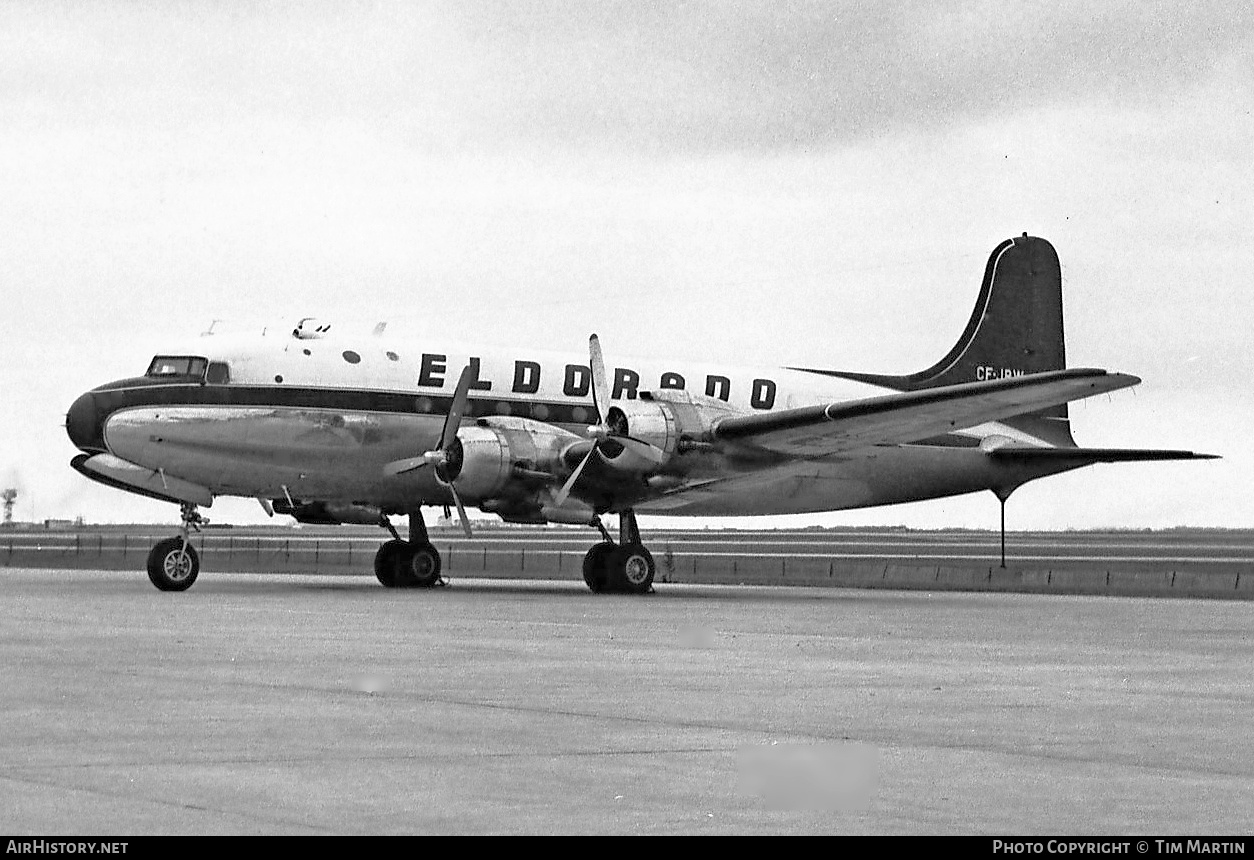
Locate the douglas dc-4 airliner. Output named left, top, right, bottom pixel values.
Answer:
left=65, top=235, right=1214, bottom=593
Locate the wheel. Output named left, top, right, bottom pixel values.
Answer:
left=374, top=539, right=408, bottom=587
left=146, top=537, right=200, bottom=592
left=376, top=541, right=442, bottom=588
left=404, top=542, right=442, bottom=588
left=582, top=541, right=615, bottom=593
left=609, top=543, right=655, bottom=595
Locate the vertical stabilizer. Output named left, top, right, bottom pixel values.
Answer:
left=792, top=234, right=1077, bottom=446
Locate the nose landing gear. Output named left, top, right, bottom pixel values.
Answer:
left=146, top=503, right=205, bottom=591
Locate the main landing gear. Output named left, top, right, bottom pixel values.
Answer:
left=146, top=503, right=205, bottom=592
left=373, top=511, right=445, bottom=588
left=582, top=509, right=655, bottom=595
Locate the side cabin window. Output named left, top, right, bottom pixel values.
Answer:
left=206, top=361, right=230, bottom=384
left=145, top=355, right=209, bottom=380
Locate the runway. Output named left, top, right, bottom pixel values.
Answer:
left=2, top=567, right=1251, bottom=835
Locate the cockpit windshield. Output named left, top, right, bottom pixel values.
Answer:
left=145, top=356, right=209, bottom=379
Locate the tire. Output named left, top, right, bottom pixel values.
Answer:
left=582, top=542, right=615, bottom=593
left=609, top=544, right=655, bottom=595
left=374, top=539, right=408, bottom=587
left=375, top=541, right=442, bottom=588
left=146, top=537, right=200, bottom=592
left=405, top=542, right=442, bottom=588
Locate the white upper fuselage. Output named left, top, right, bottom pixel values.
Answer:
left=204, top=331, right=866, bottom=414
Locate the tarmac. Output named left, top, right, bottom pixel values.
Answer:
left=7, top=525, right=1254, bottom=599
left=2, top=567, right=1252, bottom=835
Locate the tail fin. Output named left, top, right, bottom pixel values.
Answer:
left=792, top=234, right=1076, bottom=446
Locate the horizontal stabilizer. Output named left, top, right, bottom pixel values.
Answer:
left=988, top=447, right=1218, bottom=464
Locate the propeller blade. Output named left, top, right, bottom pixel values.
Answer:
left=614, top=435, right=667, bottom=466
left=383, top=456, right=429, bottom=477
left=385, top=362, right=474, bottom=478
left=440, top=362, right=476, bottom=450
left=588, top=333, right=608, bottom=425
left=447, top=480, right=473, bottom=538
left=553, top=447, right=594, bottom=507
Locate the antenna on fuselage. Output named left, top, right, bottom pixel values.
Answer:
left=293, top=318, right=331, bottom=339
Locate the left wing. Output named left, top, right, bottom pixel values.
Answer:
left=711, top=368, right=1138, bottom=457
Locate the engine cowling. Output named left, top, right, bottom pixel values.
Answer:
left=442, top=418, right=578, bottom=501
left=603, top=401, right=678, bottom=462
left=600, top=390, right=742, bottom=469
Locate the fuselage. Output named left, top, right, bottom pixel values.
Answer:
left=66, top=329, right=1053, bottom=519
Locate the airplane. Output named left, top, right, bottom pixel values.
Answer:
left=65, top=234, right=1215, bottom=593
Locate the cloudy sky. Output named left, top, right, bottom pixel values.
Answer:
left=1, top=1, right=1250, bottom=530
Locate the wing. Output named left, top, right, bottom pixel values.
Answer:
left=711, top=368, right=1140, bottom=457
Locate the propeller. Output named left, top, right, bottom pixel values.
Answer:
left=553, top=334, right=665, bottom=507
left=382, top=363, right=475, bottom=537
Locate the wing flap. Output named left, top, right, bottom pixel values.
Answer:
left=713, top=368, right=1140, bottom=457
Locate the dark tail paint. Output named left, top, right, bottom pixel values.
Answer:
left=791, top=234, right=1076, bottom=446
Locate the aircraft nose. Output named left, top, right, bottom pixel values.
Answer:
left=66, top=392, right=105, bottom=453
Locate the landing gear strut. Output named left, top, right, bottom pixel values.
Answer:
left=373, top=511, right=444, bottom=588
left=146, top=503, right=205, bottom=591
left=582, top=509, right=655, bottom=595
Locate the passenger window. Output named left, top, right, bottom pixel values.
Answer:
left=206, top=362, right=230, bottom=384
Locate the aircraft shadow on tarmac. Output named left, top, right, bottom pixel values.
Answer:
left=182, top=572, right=936, bottom=605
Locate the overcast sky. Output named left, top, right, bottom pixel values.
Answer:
left=1, top=1, right=1250, bottom=530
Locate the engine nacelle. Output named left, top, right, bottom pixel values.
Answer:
left=604, top=401, right=679, bottom=461
left=601, top=390, right=743, bottom=468
left=444, top=417, right=578, bottom=501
